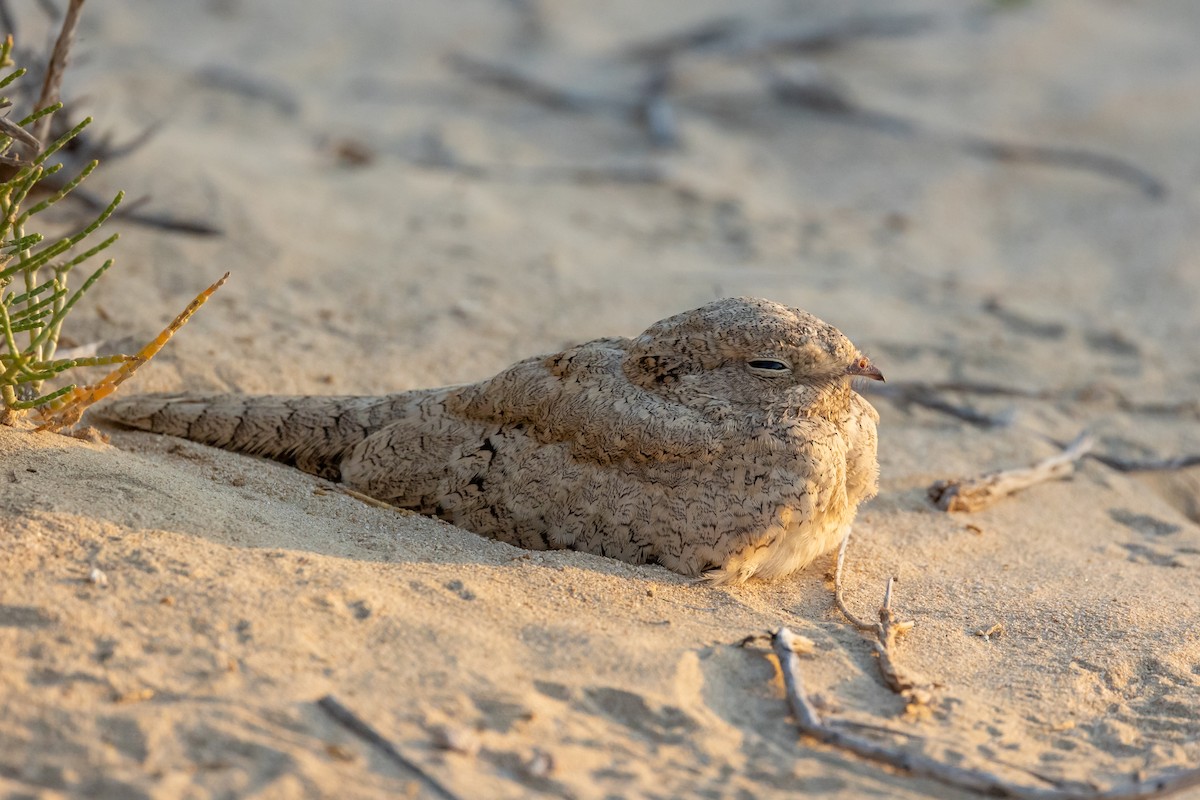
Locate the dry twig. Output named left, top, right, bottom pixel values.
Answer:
left=338, top=484, right=406, bottom=512
left=870, top=379, right=1047, bottom=402
left=865, top=379, right=1200, bottom=426
left=621, top=17, right=743, bottom=62
left=833, top=534, right=919, bottom=695
left=408, top=132, right=667, bottom=186
left=864, top=381, right=1015, bottom=428
left=450, top=9, right=1164, bottom=197
left=446, top=53, right=615, bottom=114
left=194, top=65, right=300, bottom=117
left=1111, top=397, right=1200, bottom=418
left=928, top=432, right=1094, bottom=512
left=1086, top=451, right=1200, bottom=474
left=623, top=12, right=934, bottom=62
left=0, top=100, right=40, bottom=154
left=446, top=53, right=686, bottom=156
left=30, top=0, right=84, bottom=147
left=765, top=72, right=1166, bottom=198
left=67, top=186, right=223, bottom=236
left=316, top=694, right=462, bottom=800
left=958, top=135, right=1167, bottom=200
left=770, top=628, right=1200, bottom=799
left=1, top=4, right=219, bottom=234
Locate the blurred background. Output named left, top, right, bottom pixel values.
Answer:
left=9, top=0, right=1200, bottom=443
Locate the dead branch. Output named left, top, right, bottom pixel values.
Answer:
left=61, top=185, right=223, bottom=235
left=0, top=31, right=210, bottom=235
left=1086, top=452, right=1200, bottom=474
left=959, top=135, right=1167, bottom=200
left=31, top=0, right=84, bottom=147
left=833, top=534, right=873, bottom=632
left=110, top=207, right=222, bottom=236
left=194, top=65, right=300, bottom=117
left=621, top=17, right=743, bottom=62
left=928, top=432, right=1094, bottom=512
left=451, top=11, right=1163, bottom=198
left=447, top=53, right=683, bottom=149
left=446, top=53, right=619, bottom=114
left=833, top=534, right=920, bottom=695
left=871, top=578, right=917, bottom=694
left=982, top=297, right=1067, bottom=339
left=338, top=484, right=404, bottom=512
left=1, top=5, right=216, bottom=234
left=623, top=12, right=934, bottom=62
left=864, top=381, right=1015, bottom=428
left=1113, top=397, right=1200, bottom=418
left=766, top=73, right=1167, bottom=198
left=763, top=64, right=857, bottom=115
left=67, top=116, right=164, bottom=164
left=871, top=379, right=1047, bottom=401
left=770, top=628, right=1200, bottom=799
left=746, top=13, right=937, bottom=57
left=0, top=100, right=41, bottom=154
left=527, top=162, right=665, bottom=184
left=865, top=379, right=1200, bottom=422
left=1065, top=383, right=1200, bottom=418
left=408, top=137, right=668, bottom=186
left=316, top=694, right=462, bottom=800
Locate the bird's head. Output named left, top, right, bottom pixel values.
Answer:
left=624, top=297, right=882, bottom=415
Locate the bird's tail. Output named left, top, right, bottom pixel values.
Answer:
left=95, top=392, right=411, bottom=479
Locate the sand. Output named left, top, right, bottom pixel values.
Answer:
left=3, top=1, right=1200, bottom=798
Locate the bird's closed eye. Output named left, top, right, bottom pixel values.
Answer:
left=747, top=358, right=791, bottom=373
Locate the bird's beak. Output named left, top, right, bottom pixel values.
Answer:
left=846, top=361, right=884, bottom=382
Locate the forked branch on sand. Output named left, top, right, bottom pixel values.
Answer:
left=927, top=432, right=1094, bottom=513
left=770, top=629, right=1200, bottom=799
left=746, top=528, right=1200, bottom=796
left=786, top=510, right=1200, bottom=796
left=833, top=534, right=920, bottom=696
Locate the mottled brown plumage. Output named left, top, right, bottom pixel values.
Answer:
left=97, top=297, right=882, bottom=583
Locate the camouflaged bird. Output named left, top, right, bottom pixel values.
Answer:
left=97, top=297, right=882, bottom=583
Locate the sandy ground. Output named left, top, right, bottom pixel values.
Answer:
left=4, top=1, right=1200, bottom=798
